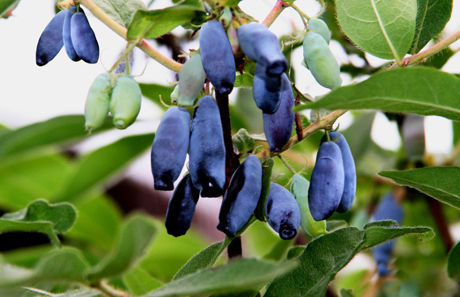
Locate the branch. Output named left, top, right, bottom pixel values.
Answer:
left=78, top=0, right=183, bottom=72
left=262, top=0, right=288, bottom=27
left=390, top=28, right=460, bottom=69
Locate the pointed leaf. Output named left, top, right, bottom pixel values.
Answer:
left=335, top=0, right=417, bottom=60
left=144, top=258, right=297, bottom=297
left=124, top=267, right=163, bottom=296
left=93, top=0, right=145, bottom=27
left=173, top=238, right=231, bottom=280
left=88, top=214, right=157, bottom=281
left=56, top=133, right=154, bottom=202
left=296, top=68, right=460, bottom=121
left=362, top=225, right=432, bottom=249
left=0, top=199, right=77, bottom=246
left=411, top=0, right=453, bottom=52
left=128, top=5, right=201, bottom=39
left=379, top=167, right=460, bottom=209
left=264, top=227, right=364, bottom=297
left=447, top=240, right=460, bottom=281
left=0, top=115, right=111, bottom=158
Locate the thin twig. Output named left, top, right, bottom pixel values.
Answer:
left=79, top=0, right=183, bottom=72
left=262, top=0, right=288, bottom=27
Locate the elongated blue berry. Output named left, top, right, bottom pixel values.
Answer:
left=237, top=22, right=287, bottom=76
left=262, top=74, right=294, bottom=152
left=199, top=20, right=235, bottom=95
left=402, top=114, right=425, bottom=163
left=151, top=107, right=190, bottom=190
left=63, top=7, right=80, bottom=61
left=70, top=11, right=99, bottom=64
left=372, top=193, right=404, bottom=276
left=308, top=141, right=344, bottom=221
left=252, top=63, right=282, bottom=113
left=327, top=132, right=356, bottom=213
left=217, top=155, right=262, bottom=237
left=189, top=96, right=226, bottom=197
left=265, top=183, right=301, bottom=240
left=36, top=10, right=66, bottom=66
left=165, top=174, right=200, bottom=237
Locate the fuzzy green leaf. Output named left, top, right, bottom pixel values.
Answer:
left=93, top=0, right=145, bottom=27
left=56, top=133, right=154, bottom=202
left=144, top=258, right=297, bottom=297
left=380, top=167, right=460, bottom=209
left=335, top=0, right=417, bottom=60
left=128, top=5, right=201, bottom=39
left=124, top=267, right=163, bottom=296
left=411, top=0, right=453, bottom=52
left=296, top=68, right=460, bottom=121
left=88, top=214, right=157, bottom=281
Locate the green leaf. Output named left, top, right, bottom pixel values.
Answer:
left=447, top=240, right=460, bottom=281
left=124, top=267, right=163, bottom=296
left=264, top=227, right=364, bottom=297
left=0, top=115, right=111, bottom=158
left=335, top=0, right=417, bottom=60
left=0, top=0, right=18, bottom=16
left=265, top=225, right=432, bottom=297
left=340, top=288, right=355, bottom=297
left=379, top=167, right=460, bottom=209
left=411, top=0, right=453, bottom=52
left=363, top=224, right=432, bottom=249
left=0, top=247, right=90, bottom=287
left=24, top=287, right=102, bottom=297
left=0, top=153, right=73, bottom=210
left=128, top=5, right=201, bottom=39
left=139, top=83, right=175, bottom=111
left=56, top=133, right=154, bottom=202
left=88, top=214, right=157, bottom=281
left=67, top=194, right=122, bottom=251
left=144, top=258, right=297, bottom=297
left=296, top=68, right=460, bottom=121
left=93, top=0, right=145, bottom=27
left=0, top=199, right=77, bottom=246
left=234, top=74, right=253, bottom=88
left=173, top=238, right=230, bottom=280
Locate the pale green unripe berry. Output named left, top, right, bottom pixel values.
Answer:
left=110, top=75, right=142, bottom=129
left=85, top=73, right=112, bottom=131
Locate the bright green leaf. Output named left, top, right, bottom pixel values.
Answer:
left=0, top=153, right=73, bottom=210
left=379, top=167, right=460, bottom=209
left=363, top=225, right=432, bottom=249
left=139, top=83, right=175, bottom=111
left=0, top=115, right=111, bottom=158
left=296, top=68, right=460, bottom=121
left=0, top=247, right=90, bottom=287
left=173, top=238, right=231, bottom=280
left=234, top=74, right=253, bottom=88
left=0, top=0, right=18, bottom=16
left=67, top=194, right=122, bottom=251
left=124, top=266, right=163, bottom=296
left=144, top=258, right=297, bottom=297
left=127, top=5, right=201, bottom=39
left=335, top=0, right=417, bottom=60
left=447, top=240, right=460, bottom=281
left=24, top=287, right=102, bottom=297
left=264, top=227, right=364, bottom=297
left=56, top=133, right=154, bottom=202
left=411, top=0, right=453, bottom=52
left=88, top=214, right=157, bottom=281
left=0, top=199, right=76, bottom=246
left=93, top=0, right=145, bottom=27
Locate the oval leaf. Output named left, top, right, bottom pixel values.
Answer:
left=379, top=166, right=460, bottom=209
left=335, top=0, right=417, bottom=60
left=296, top=68, right=460, bottom=121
